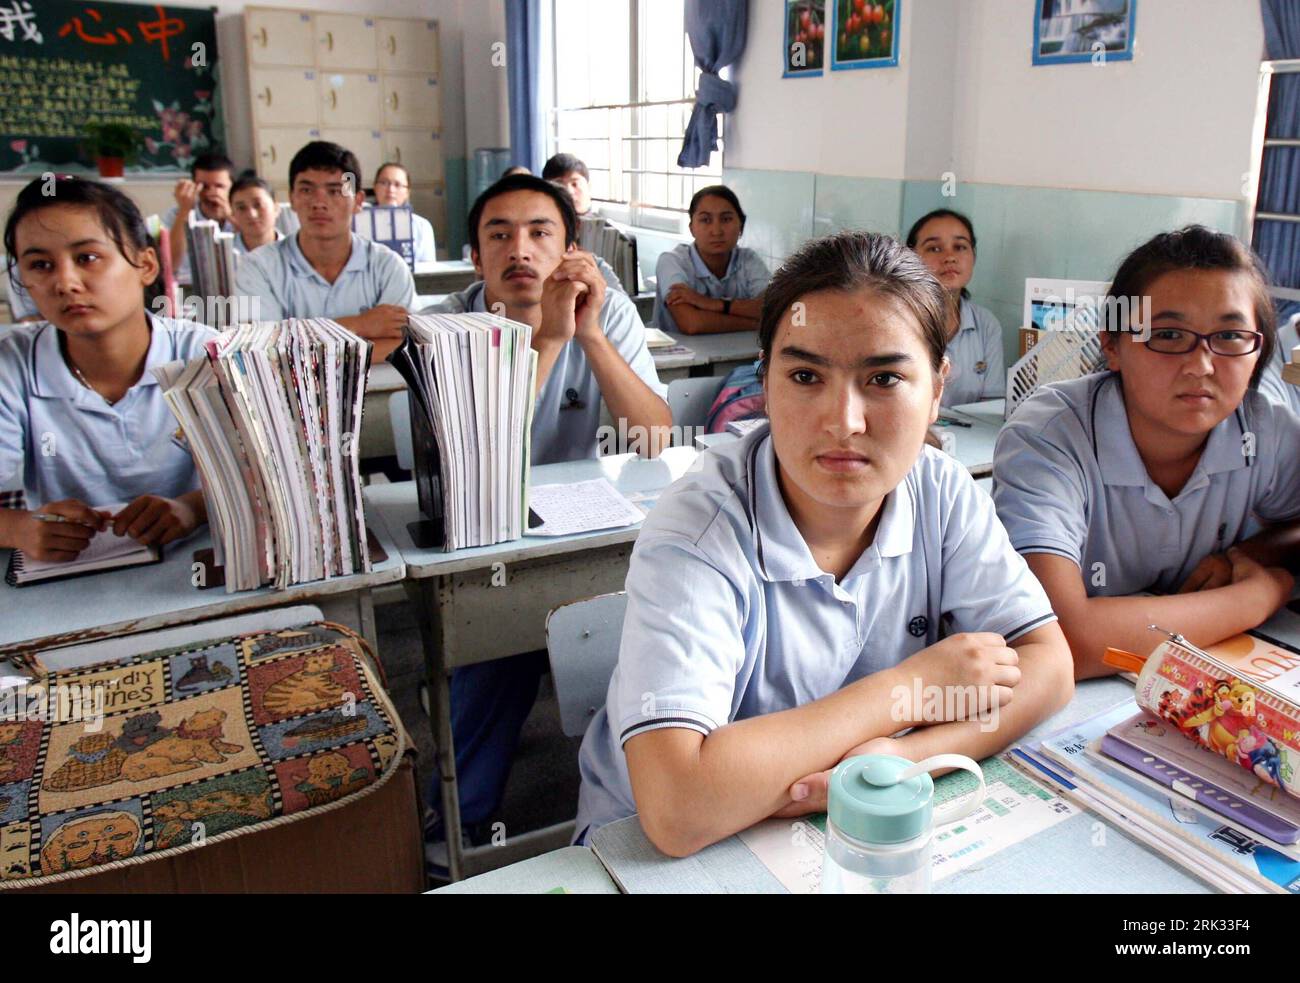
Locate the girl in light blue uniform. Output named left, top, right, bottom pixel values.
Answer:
left=0, top=176, right=214, bottom=564
left=993, top=226, right=1300, bottom=680
left=907, top=209, right=1005, bottom=406
left=575, top=232, right=1073, bottom=853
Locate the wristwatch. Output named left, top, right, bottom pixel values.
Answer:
left=722, top=298, right=732, bottom=316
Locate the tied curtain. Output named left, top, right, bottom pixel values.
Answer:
left=678, top=0, right=748, bottom=169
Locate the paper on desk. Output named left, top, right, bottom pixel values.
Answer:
left=528, top=479, right=644, bottom=537
left=737, top=755, right=1076, bottom=894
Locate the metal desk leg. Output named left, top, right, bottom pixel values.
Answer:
left=317, top=588, right=379, bottom=653
left=404, top=576, right=466, bottom=882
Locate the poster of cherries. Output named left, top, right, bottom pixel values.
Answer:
left=833, top=0, right=899, bottom=69
left=783, top=1, right=826, bottom=77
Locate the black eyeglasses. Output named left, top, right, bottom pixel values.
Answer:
left=1144, top=328, right=1264, bottom=357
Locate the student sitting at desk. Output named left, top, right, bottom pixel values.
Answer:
left=906, top=208, right=1005, bottom=406
left=574, top=231, right=1073, bottom=854
left=653, top=185, right=770, bottom=336
left=228, top=173, right=284, bottom=256
left=164, top=152, right=236, bottom=286
left=993, top=226, right=1300, bottom=680
left=420, top=174, right=670, bottom=863
left=234, top=141, right=415, bottom=360
left=542, top=153, right=595, bottom=217
left=372, top=162, right=437, bottom=263
left=0, top=176, right=215, bottom=561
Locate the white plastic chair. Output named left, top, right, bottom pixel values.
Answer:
left=545, top=592, right=628, bottom=738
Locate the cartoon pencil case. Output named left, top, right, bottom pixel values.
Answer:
left=1104, top=628, right=1300, bottom=800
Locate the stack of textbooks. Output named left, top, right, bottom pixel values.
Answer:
left=389, top=311, right=537, bottom=551
left=1013, top=624, right=1300, bottom=893
left=154, top=319, right=373, bottom=592
left=578, top=215, right=639, bottom=294
left=185, top=211, right=238, bottom=327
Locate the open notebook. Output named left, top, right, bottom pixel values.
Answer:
left=5, top=505, right=161, bottom=586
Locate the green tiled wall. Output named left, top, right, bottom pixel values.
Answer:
left=722, top=166, right=1244, bottom=367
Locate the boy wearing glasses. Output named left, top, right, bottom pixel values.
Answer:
left=993, top=226, right=1300, bottom=679
left=234, top=141, right=415, bottom=358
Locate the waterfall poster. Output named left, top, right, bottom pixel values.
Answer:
left=1034, top=0, right=1136, bottom=66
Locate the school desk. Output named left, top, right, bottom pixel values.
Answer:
left=693, top=399, right=1006, bottom=480
left=413, top=259, right=477, bottom=295
left=0, top=513, right=406, bottom=660
left=429, top=846, right=619, bottom=895
left=653, top=330, right=760, bottom=383
left=362, top=445, right=701, bottom=881
left=585, top=676, right=1221, bottom=894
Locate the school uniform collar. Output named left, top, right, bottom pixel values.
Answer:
left=1092, top=372, right=1253, bottom=497
left=747, top=431, right=914, bottom=585
left=286, top=231, right=369, bottom=285
left=688, top=242, right=739, bottom=284
left=32, top=313, right=170, bottom=401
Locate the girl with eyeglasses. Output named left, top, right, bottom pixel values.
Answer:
left=372, top=162, right=437, bottom=263
left=993, top=226, right=1300, bottom=678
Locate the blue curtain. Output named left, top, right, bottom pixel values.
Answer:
left=1256, top=0, right=1300, bottom=289
left=506, top=0, right=546, bottom=176
left=678, top=0, right=748, bottom=169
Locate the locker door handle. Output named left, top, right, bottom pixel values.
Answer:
left=388, top=35, right=397, bottom=55
left=266, top=145, right=276, bottom=164
left=258, top=87, right=273, bottom=107
left=325, top=31, right=334, bottom=51
left=394, top=146, right=402, bottom=164
left=255, top=26, right=267, bottom=47
left=328, top=89, right=337, bottom=109
left=389, top=92, right=399, bottom=111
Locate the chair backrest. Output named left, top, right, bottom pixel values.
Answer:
left=545, top=592, right=628, bottom=737
left=667, top=375, right=726, bottom=443
left=389, top=389, right=414, bottom=471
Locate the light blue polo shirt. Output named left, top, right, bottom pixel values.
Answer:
left=425, top=282, right=667, bottom=465
left=574, top=426, right=1057, bottom=837
left=0, top=315, right=217, bottom=507
left=233, top=231, right=415, bottom=322
left=232, top=229, right=284, bottom=257
left=161, top=204, right=236, bottom=286
left=412, top=212, right=437, bottom=264
left=942, top=298, right=1006, bottom=407
left=653, top=243, right=770, bottom=333
left=992, top=372, right=1300, bottom=596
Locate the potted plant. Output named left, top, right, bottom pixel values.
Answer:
left=84, top=123, right=140, bottom=178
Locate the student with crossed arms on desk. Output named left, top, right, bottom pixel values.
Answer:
left=575, top=231, right=1073, bottom=855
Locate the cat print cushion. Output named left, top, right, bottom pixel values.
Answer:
left=0, top=623, right=407, bottom=885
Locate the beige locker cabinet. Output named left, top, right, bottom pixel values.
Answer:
left=383, top=130, right=443, bottom=185
left=382, top=75, right=441, bottom=131
left=247, top=8, right=444, bottom=250
left=256, top=127, right=322, bottom=181
left=250, top=68, right=321, bottom=127
left=316, top=14, right=378, bottom=71
left=376, top=19, right=441, bottom=74
left=247, top=8, right=316, bottom=67
left=320, top=128, right=385, bottom=187
left=319, top=72, right=382, bottom=128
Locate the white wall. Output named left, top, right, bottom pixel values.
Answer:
left=726, top=0, right=915, bottom=179
left=952, top=0, right=1264, bottom=198
left=727, top=0, right=1264, bottom=199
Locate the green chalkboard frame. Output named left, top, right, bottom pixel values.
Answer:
left=0, top=0, right=226, bottom=175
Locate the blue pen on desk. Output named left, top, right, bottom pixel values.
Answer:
left=935, top=417, right=972, bottom=428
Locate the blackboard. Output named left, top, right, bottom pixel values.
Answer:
left=0, top=0, right=225, bottom=175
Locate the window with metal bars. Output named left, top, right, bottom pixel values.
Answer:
left=547, top=0, right=724, bottom=232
